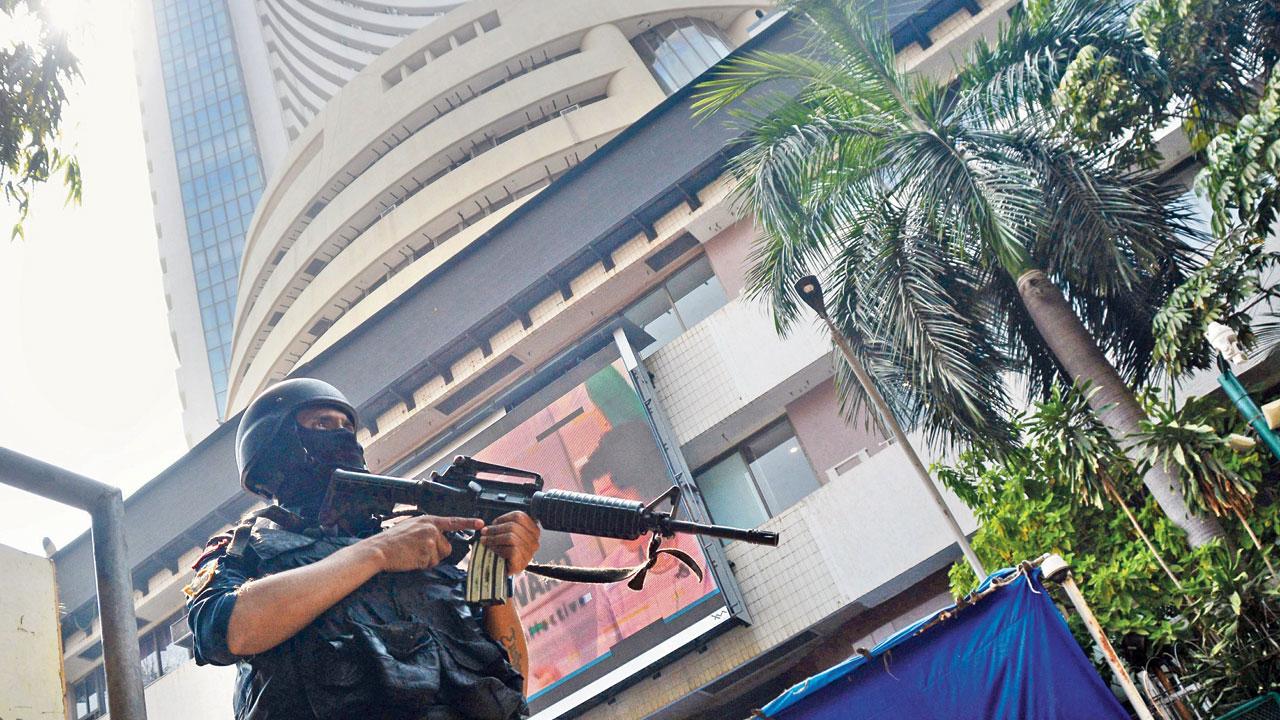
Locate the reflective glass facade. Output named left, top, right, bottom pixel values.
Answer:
left=153, top=0, right=265, bottom=413
left=632, top=18, right=732, bottom=95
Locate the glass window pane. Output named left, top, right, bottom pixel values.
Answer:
left=695, top=453, right=769, bottom=529
left=746, top=422, right=821, bottom=515
left=631, top=18, right=732, bottom=95
left=639, top=309, right=684, bottom=359
left=161, top=630, right=192, bottom=674
left=673, top=274, right=726, bottom=329
left=140, top=630, right=161, bottom=683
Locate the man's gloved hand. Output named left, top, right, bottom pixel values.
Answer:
left=368, top=515, right=484, bottom=572
left=479, top=511, right=541, bottom=574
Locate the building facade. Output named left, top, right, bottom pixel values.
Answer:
left=51, top=1, right=1147, bottom=718
left=135, top=0, right=456, bottom=444
left=222, top=0, right=766, bottom=416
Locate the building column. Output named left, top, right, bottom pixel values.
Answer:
left=580, top=23, right=667, bottom=113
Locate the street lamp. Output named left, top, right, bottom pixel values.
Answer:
left=1206, top=322, right=1280, bottom=461
left=794, top=276, right=987, bottom=578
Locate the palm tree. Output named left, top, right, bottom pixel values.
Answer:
left=693, top=0, right=1226, bottom=546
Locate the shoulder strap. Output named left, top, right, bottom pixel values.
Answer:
left=526, top=535, right=703, bottom=591
left=226, top=505, right=310, bottom=560
left=466, top=533, right=704, bottom=605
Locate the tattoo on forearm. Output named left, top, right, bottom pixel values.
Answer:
left=499, top=626, right=524, bottom=672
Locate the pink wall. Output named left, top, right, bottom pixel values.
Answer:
left=786, top=378, right=885, bottom=482
left=701, top=217, right=755, bottom=299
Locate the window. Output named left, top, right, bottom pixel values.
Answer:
left=153, top=0, right=265, bottom=410
left=138, top=611, right=193, bottom=685
left=623, top=256, right=728, bottom=358
left=632, top=18, right=733, bottom=95
left=694, top=419, right=822, bottom=528
left=72, top=665, right=106, bottom=720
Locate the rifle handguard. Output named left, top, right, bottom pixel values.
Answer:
left=531, top=489, right=649, bottom=540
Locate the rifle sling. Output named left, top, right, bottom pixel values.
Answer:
left=525, top=534, right=704, bottom=591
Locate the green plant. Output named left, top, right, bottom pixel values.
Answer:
left=941, top=400, right=1280, bottom=712
left=1054, top=44, right=1160, bottom=165
left=1, top=0, right=81, bottom=240
left=1133, top=395, right=1275, bottom=577
left=942, top=448, right=1190, bottom=649
left=1025, top=384, right=1187, bottom=592
left=1152, top=229, right=1280, bottom=377
left=1198, top=68, right=1280, bottom=240
left=1180, top=545, right=1280, bottom=711
left=1039, top=0, right=1279, bottom=162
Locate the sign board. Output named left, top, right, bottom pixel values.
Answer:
left=436, top=352, right=739, bottom=716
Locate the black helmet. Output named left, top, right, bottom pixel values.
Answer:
left=236, top=378, right=358, bottom=498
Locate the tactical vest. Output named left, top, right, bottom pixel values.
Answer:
left=232, top=524, right=527, bottom=720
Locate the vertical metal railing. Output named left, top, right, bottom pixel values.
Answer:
left=0, top=447, right=149, bottom=720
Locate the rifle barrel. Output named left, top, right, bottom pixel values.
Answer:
left=666, top=518, right=779, bottom=546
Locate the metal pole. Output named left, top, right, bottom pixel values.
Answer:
left=1045, top=554, right=1156, bottom=720
left=0, top=447, right=149, bottom=720
left=818, top=315, right=987, bottom=578
left=1218, top=367, right=1280, bottom=461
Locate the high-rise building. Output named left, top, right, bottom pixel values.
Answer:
left=134, top=0, right=457, bottom=444
left=222, top=0, right=766, bottom=416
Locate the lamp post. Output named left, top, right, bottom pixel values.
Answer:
left=794, top=275, right=987, bottom=578
left=1206, top=322, right=1280, bottom=462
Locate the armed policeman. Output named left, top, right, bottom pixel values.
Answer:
left=184, top=378, right=539, bottom=719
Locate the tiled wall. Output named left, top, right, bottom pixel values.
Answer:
left=645, top=320, right=741, bottom=443
left=646, top=299, right=830, bottom=445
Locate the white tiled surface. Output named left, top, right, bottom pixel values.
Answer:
left=646, top=321, right=739, bottom=442
left=647, top=299, right=829, bottom=443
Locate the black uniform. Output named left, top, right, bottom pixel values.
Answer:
left=194, top=378, right=526, bottom=719
left=186, top=517, right=527, bottom=720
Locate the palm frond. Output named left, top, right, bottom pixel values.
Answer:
left=1010, top=132, right=1198, bottom=385
left=724, top=96, right=886, bottom=329
left=693, top=50, right=876, bottom=120
left=1025, top=383, right=1131, bottom=507
left=958, top=0, right=1158, bottom=123
left=828, top=200, right=1018, bottom=449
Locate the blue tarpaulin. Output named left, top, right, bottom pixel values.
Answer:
left=761, top=568, right=1130, bottom=720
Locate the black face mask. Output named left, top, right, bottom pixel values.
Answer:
left=272, top=426, right=368, bottom=523
left=297, top=426, right=367, bottom=472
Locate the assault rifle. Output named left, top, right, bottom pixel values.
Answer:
left=327, top=456, right=778, bottom=602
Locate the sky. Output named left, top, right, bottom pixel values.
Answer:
left=0, top=0, right=189, bottom=555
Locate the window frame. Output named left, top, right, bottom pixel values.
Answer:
left=693, top=416, right=821, bottom=525
left=622, top=254, right=728, bottom=359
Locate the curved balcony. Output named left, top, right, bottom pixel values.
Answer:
left=227, top=0, right=766, bottom=413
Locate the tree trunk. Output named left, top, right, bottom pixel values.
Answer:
left=1016, top=269, right=1226, bottom=547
